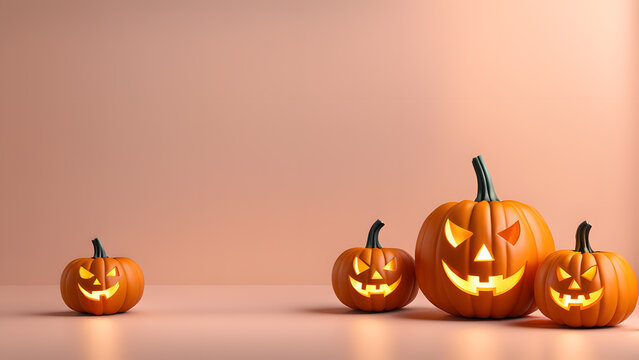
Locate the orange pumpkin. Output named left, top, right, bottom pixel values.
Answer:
left=415, top=155, right=555, bottom=318
left=534, top=221, right=638, bottom=327
left=332, top=220, right=418, bottom=311
left=60, top=238, right=144, bottom=315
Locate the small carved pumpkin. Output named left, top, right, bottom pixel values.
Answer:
left=534, top=221, right=638, bottom=327
left=332, top=220, right=418, bottom=311
left=415, top=155, right=555, bottom=318
left=60, top=238, right=144, bottom=315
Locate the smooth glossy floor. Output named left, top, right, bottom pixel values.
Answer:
left=1, top=286, right=638, bottom=359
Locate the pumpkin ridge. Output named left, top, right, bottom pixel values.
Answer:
left=63, top=259, right=83, bottom=312
left=441, top=201, right=473, bottom=316
left=596, top=252, right=616, bottom=325
left=406, top=250, right=419, bottom=306
left=124, top=257, right=145, bottom=312
left=554, top=251, right=577, bottom=323
left=333, top=250, right=355, bottom=309
left=503, top=201, right=533, bottom=317
left=382, top=249, right=389, bottom=307
left=567, top=252, right=584, bottom=326
left=115, top=258, right=129, bottom=313
left=345, top=249, right=362, bottom=310
left=572, top=253, right=585, bottom=326
left=490, top=200, right=506, bottom=317
left=93, top=257, right=105, bottom=315
left=534, top=252, right=552, bottom=317
left=420, top=202, right=459, bottom=315
left=428, top=204, right=453, bottom=313
left=582, top=253, right=600, bottom=327
left=463, top=201, right=483, bottom=317
left=514, top=201, right=556, bottom=316
left=601, top=253, right=622, bottom=325
left=400, top=250, right=419, bottom=307
left=132, top=258, right=145, bottom=306
left=494, top=200, right=512, bottom=317
left=126, top=258, right=143, bottom=307
left=611, top=255, right=639, bottom=325
left=346, top=249, right=361, bottom=310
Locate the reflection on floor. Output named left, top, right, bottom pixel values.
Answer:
left=1, top=286, right=637, bottom=359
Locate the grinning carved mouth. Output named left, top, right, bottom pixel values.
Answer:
left=348, top=276, right=401, bottom=297
left=78, top=282, right=120, bottom=301
left=442, top=260, right=525, bottom=296
left=549, top=287, right=603, bottom=310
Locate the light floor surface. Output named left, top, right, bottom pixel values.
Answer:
left=1, top=285, right=638, bottom=359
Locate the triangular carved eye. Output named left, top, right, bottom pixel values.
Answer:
left=383, top=258, right=397, bottom=271
left=498, top=221, right=520, bottom=245
left=557, top=266, right=571, bottom=281
left=106, top=268, right=118, bottom=277
left=79, top=266, right=94, bottom=279
left=445, top=219, right=473, bottom=248
left=581, top=266, right=597, bottom=281
left=353, top=257, right=370, bottom=275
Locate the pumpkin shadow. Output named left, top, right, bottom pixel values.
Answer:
left=394, top=308, right=522, bottom=322
left=509, top=318, right=564, bottom=329
left=302, top=307, right=409, bottom=315
left=510, top=318, right=618, bottom=330
left=33, top=311, right=118, bottom=317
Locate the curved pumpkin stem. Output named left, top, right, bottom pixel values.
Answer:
left=365, top=220, right=384, bottom=249
left=575, top=221, right=594, bottom=253
left=472, top=155, right=500, bottom=202
left=92, top=238, right=109, bottom=258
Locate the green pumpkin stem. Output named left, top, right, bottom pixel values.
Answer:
left=365, top=220, right=384, bottom=249
left=472, top=155, right=500, bottom=202
left=92, top=238, right=108, bottom=258
left=575, top=221, right=594, bottom=253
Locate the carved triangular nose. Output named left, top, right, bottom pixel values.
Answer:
left=93, top=278, right=101, bottom=285
left=569, top=280, right=581, bottom=290
left=371, top=270, right=383, bottom=279
left=474, top=244, right=494, bottom=262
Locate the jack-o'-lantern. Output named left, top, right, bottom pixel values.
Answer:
left=60, top=238, right=144, bottom=315
left=534, top=221, right=638, bottom=327
left=332, top=220, right=418, bottom=311
left=415, top=155, right=555, bottom=318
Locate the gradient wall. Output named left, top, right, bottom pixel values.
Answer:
left=1, top=1, right=637, bottom=285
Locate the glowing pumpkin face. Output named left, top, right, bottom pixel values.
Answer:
left=535, top=221, right=638, bottom=327
left=415, top=156, right=555, bottom=318
left=549, top=264, right=602, bottom=310
left=349, top=250, right=401, bottom=297
left=77, top=263, right=121, bottom=301
left=332, top=220, right=418, bottom=311
left=60, top=238, right=145, bottom=315
left=441, top=219, right=526, bottom=296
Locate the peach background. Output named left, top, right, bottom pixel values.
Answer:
left=1, top=1, right=637, bottom=285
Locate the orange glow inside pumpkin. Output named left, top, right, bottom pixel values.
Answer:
left=78, top=265, right=121, bottom=301
left=442, top=219, right=526, bottom=296
left=349, top=256, right=401, bottom=297
left=442, top=260, right=525, bottom=296
left=549, top=265, right=603, bottom=310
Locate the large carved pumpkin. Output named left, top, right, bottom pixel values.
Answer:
left=332, top=220, right=418, bottom=311
left=534, top=221, right=638, bottom=327
left=415, top=155, right=555, bottom=318
left=60, top=238, right=144, bottom=315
